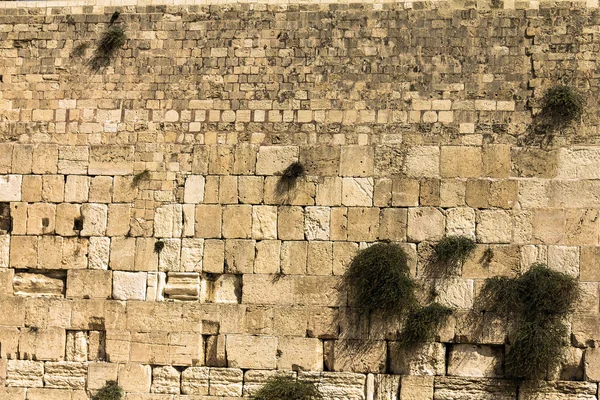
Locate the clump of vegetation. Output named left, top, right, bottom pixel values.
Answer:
left=480, top=264, right=580, bottom=380
left=70, top=42, right=89, bottom=58
left=93, top=381, right=123, bottom=400
left=399, top=302, right=453, bottom=346
left=540, top=85, right=584, bottom=127
left=132, top=169, right=151, bottom=186
left=154, top=240, right=165, bottom=254
left=433, top=235, right=476, bottom=266
left=251, top=376, right=322, bottom=400
left=342, top=242, right=418, bottom=318
left=89, top=25, right=127, bottom=71
left=276, top=161, right=305, bottom=198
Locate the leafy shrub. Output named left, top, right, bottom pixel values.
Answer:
left=480, top=264, right=580, bottom=380
left=342, top=242, right=418, bottom=317
left=433, top=236, right=476, bottom=264
left=132, top=169, right=151, bottom=186
left=93, top=381, right=124, bottom=400
left=399, top=302, right=453, bottom=346
left=89, top=25, right=126, bottom=71
left=251, top=376, right=322, bottom=400
left=540, top=85, right=584, bottom=127
left=276, top=162, right=305, bottom=197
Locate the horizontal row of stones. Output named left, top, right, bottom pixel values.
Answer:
left=5, top=143, right=600, bottom=180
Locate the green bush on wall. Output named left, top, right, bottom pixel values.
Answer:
left=540, top=85, right=584, bottom=128
left=251, top=376, right=322, bottom=400
left=93, top=381, right=124, bottom=400
left=480, top=264, right=580, bottom=380
left=399, top=302, right=453, bottom=346
left=342, top=242, right=418, bottom=317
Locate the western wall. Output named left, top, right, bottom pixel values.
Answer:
left=1, top=0, right=600, bottom=398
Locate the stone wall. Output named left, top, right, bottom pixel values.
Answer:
left=2, top=0, right=600, bottom=399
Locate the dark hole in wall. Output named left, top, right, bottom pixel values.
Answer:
left=73, top=217, right=83, bottom=231
left=41, top=218, right=50, bottom=228
left=0, top=75, right=3, bottom=83
left=0, top=203, right=11, bottom=233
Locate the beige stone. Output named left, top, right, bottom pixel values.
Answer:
left=331, top=207, right=348, bottom=241
left=19, top=327, right=65, bottom=361
left=184, top=175, right=205, bottom=203
left=26, top=203, right=56, bottom=235
left=448, top=344, right=503, bottom=378
left=278, top=337, right=323, bottom=371
left=342, top=177, right=373, bottom=206
left=6, top=360, right=43, bottom=388
left=89, top=176, right=113, bottom=203
left=43, top=361, right=87, bottom=389
left=13, top=272, right=63, bottom=298
left=36, top=236, right=63, bottom=269
left=445, top=207, right=476, bottom=238
left=64, top=175, right=89, bottom=203
left=55, top=203, right=82, bottom=237
left=379, top=208, right=407, bottom=241
left=300, top=146, right=340, bottom=176
left=254, top=240, right=280, bottom=274
left=483, top=144, right=511, bottom=178
left=373, top=178, right=392, bottom=207
left=281, top=241, right=307, bottom=274
left=158, top=239, right=181, bottom=272
left=21, top=175, right=42, bottom=202
left=110, top=237, right=135, bottom=271
left=80, top=204, right=108, bottom=236
left=222, top=205, right=252, bottom=238
left=389, top=342, right=446, bottom=375
left=392, top=178, right=419, bottom=207
left=225, top=239, right=255, bottom=274
left=307, top=241, right=333, bottom=275
left=41, top=175, right=64, bottom=203
left=404, top=146, right=440, bottom=178
left=182, top=367, right=209, bottom=395
left=165, top=272, right=200, bottom=301
left=226, top=334, right=278, bottom=369
left=305, top=206, right=330, bottom=241
left=256, top=146, right=298, bottom=175
left=546, top=245, right=579, bottom=277
left=10, top=236, right=37, bottom=268
left=87, top=362, right=118, bottom=391
left=219, top=175, right=238, bottom=204
left=88, top=237, right=110, bottom=270
left=316, top=177, right=342, bottom=206
left=151, top=365, right=180, bottom=394
left=340, top=146, right=374, bottom=177
left=112, top=271, right=147, bottom=300
left=250, top=206, right=277, bottom=240
left=12, top=145, right=33, bottom=175
left=66, top=270, right=112, bottom=299
left=209, top=368, right=243, bottom=397
left=118, top=363, right=152, bottom=393
left=407, top=208, right=445, bottom=242
left=399, top=375, right=434, bottom=400
left=476, top=210, right=512, bottom=243
left=238, top=176, right=263, bottom=204
left=11, top=203, right=27, bottom=235
left=106, top=204, right=131, bottom=236
left=195, top=205, right=222, bottom=238
left=278, top=206, right=304, bottom=240
left=155, top=204, right=183, bottom=238
left=203, top=240, right=225, bottom=274
left=326, top=340, right=386, bottom=373
left=441, top=146, right=482, bottom=178
left=347, top=207, right=379, bottom=242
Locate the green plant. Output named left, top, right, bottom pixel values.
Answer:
left=251, top=376, right=322, bottom=400
left=132, top=169, right=151, bottom=186
left=540, top=85, right=584, bottom=127
left=70, top=42, right=89, bottom=58
left=342, top=242, right=418, bottom=317
left=480, top=264, right=580, bottom=380
left=93, top=380, right=124, bottom=400
left=399, top=302, right=452, bottom=346
left=154, top=240, right=165, bottom=254
left=89, top=25, right=126, bottom=71
left=276, top=162, right=305, bottom=197
left=433, top=235, right=476, bottom=265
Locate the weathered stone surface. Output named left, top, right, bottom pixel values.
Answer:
left=398, top=375, right=432, bottom=400
left=118, top=363, right=151, bottom=393
left=407, top=208, right=445, bottom=242
left=304, top=206, right=330, bottom=241
left=404, top=147, right=440, bottom=178
left=184, top=175, right=205, bottom=203
left=0, top=175, right=22, bottom=202
left=88, top=237, right=110, bottom=270
left=340, top=146, right=374, bottom=177
left=19, top=327, right=66, bottom=361
left=13, top=272, right=64, bottom=298
left=151, top=366, right=180, bottom=394
left=373, top=374, right=401, bottom=400
left=299, top=371, right=366, bottom=400
left=519, top=381, right=597, bottom=400
left=325, top=340, right=386, bottom=373
left=209, top=368, right=243, bottom=397
left=342, top=177, right=374, bottom=206
left=43, top=362, right=86, bottom=389
left=476, top=210, right=512, bottom=243
left=181, top=238, right=203, bottom=272
left=80, top=204, right=108, bottom=237
left=252, top=205, right=277, bottom=240
left=112, top=271, right=147, bottom=300
left=445, top=207, right=476, bottom=239
left=6, top=360, right=44, bottom=388
left=87, top=362, right=118, bottom=391
left=278, top=337, right=323, bottom=371
left=448, top=345, right=503, bottom=378
left=389, top=343, right=446, bottom=375
left=181, top=366, right=209, bottom=395
left=158, top=239, right=182, bottom=272
left=434, top=377, right=516, bottom=400
left=224, top=239, right=255, bottom=274
left=243, top=370, right=296, bottom=397
left=434, top=278, right=474, bottom=309
left=226, top=334, right=277, bottom=369
left=155, top=204, right=183, bottom=238
left=256, top=146, right=298, bottom=175
left=164, top=272, right=200, bottom=301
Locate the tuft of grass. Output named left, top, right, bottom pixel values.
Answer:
left=93, top=380, right=124, bottom=400
left=154, top=240, right=165, bottom=254
left=89, top=25, right=126, bottom=72
left=540, top=85, right=584, bottom=127
left=433, top=235, right=476, bottom=265
left=399, top=302, right=453, bottom=347
left=479, top=263, right=580, bottom=380
left=342, top=242, right=418, bottom=318
left=132, top=169, right=151, bottom=186
left=251, top=376, right=322, bottom=400
left=276, top=162, right=305, bottom=198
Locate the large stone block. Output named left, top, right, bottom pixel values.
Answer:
left=404, top=146, right=440, bottom=178
left=243, top=370, right=296, bottom=397
left=347, top=207, right=379, bottom=242
left=109, top=237, right=135, bottom=271
left=80, top=204, right=108, bottom=237
left=6, top=360, right=43, bottom=388
left=19, top=327, right=66, bottom=361
left=340, top=146, right=374, bottom=177
left=222, top=205, right=252, bottom=238
left=13, top=271, right=64, bottom=297
left=325, top=340, right=386, bottom=373
left=112, top=271, right=147, bottom=300
left=182, top=367, right=209, bottom=395
left=209, top=368, right=243, bottom=397
left=278, top=206, right=304, bottom=240
left=26, top=203, right=56, bottom=235
left=66, top=270, right=112, bottom=299
left=304, top=206, right=330, bottom=241
left=184, top=175, right=205, bottom=203
left=226, top=334, right=278, bottom=369
left=87, top=362, right=118, bottom=391
left=441, top=146, right=482, bottom=178
left=342, top=177, right=374, bottom=207
left=155, top=204, right=183, bottom=238
left=0, top=175, right=22, bottom=202
left=118, top=363, right=151, bottom=393
left=398, top=375, right=432, bottom=400
left=151, top=366, right=180, bottom=394
left=43, top=361, right=86, bottom=389
left=224, top=239, right=255, bottom=274
left=389, top=342, right=445, bottom=375
left=301, top=371, right=366, bottom=400
left=278, top=337, right=323, bottom=371
left=476, top=210, right=512, bottom=243
left=407, top=208, right=445, bottom=242
left=256, top=146, right=298, bottom=175
left=88, top=237, right=110, bottom=270
left=252, top=205, right=277, bottom=240
left=434, top=377, right=516, bottom=400
left=195, top=204, right=222, bottom=238
left=447, top=344, right=503, bottom=378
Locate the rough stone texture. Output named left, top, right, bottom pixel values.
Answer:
left=151, top=365, right=180, bottom=394
left=447, top=345, right=504, bottom=378
left=226, top=334, right=278, bottom=369
left=389, top=343, right=446, bottom=376
left=434, top=377, right=517, bottom=400
left=112, top=271, right=147, bottom=301
left=43, top=362, right=87, bottom=389
left=6, top=360, right=44, bottom=388
left=209, top=368, right=243, bottom=397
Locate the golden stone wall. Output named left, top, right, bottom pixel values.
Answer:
left=1, top=1, right=600, bottom=399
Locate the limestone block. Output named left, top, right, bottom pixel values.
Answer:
left=476, top=210, right=512, bottom=243
left=150, top=366, right=181, bottom=394
left=347, top=207, right=379, bottom=242
left=281, top=241, right=307, bottom=274
left=389, top=342, right=446, bottom=375
left=581, top=246, right=600, bottom=281
left=552, top=346, right=584, bottom=381
left=404, top=146, right=440, bottom=178
left=206, top=335, right=227, bottom=367
left=158, top=239, right=182, bottom=272
left=19, top=327, right=65, bottom=361
left=155, top=204, right=183, bottom=238
left=222, top=205, right=252, bottom=239
left=238, top=176, right=264, bottom=204
left=465, top=179, right=490, bottom=208
left=184, top=175, right=205, bottom=203
left=208, top=146, right=234, bottom=175
left=64, top=176, right=89, bottom=203
left=39, top=236, right=66, bottom=270
left=130, top=332, right=169, bottom=365
left=243, top=370, right=296, bottom=397
left=407, top=208, right=445, bottom=242
left=584, top=348, right=600, bottom=382
left=112, top=176, right=135, bottom=203
left=208, top=274, right=241, bottom=304
left=6, top=360, right=44, bottom=388
left=195, top=205, right=222, bottom=238
left=106, top=204, right=131, bottom=236
left=371, top=374, right=401, bottom=400
left=88, top=237, right=110, bottom=270
left=66, top=270, right=112, bottom=299
left=209, top=368, right=243, bottom=397
left=224, top=239, right=255, bottom=274
left=13, top=272, right=64, bottom=298
left=519, top=381, right=597, bottom=400
left=448, top=344, right=503, bottom=378
left=373, top=178, right=392, bottom=207
left=241, top=275, right=293, bottom=306
left=256, top=146, right=298, bottom=175
left=31, top=144, right=58, bottom=175
left=110, top=237, right=135, bottom=271
left=146, top=272, right=166, bottom=302
left=65, top=331, right=88, bottom=362
left=9, top=236, right=37, bottom=268
left=392, top=178, right=419, bottom=207
left=299, top=146, right=340, bottom=176
left=80, top=204, right=107, bottom=237
left=0, top=268, right=13, bottom=294
left=333, top=242, right=358, bottom=276
left=331, top=207, right=348, bottom=241
left=294, top=276, right=343, bottom=307
left=307, top=241, right=333, bottom=275
left=254, top=240, right=280, bottom=274
left=441, top=147, right=482, bottom=178
left=40, top=176, right=63, bottom=203
left=58, top=146, right=88, bottom=175
left=435, top=278, right=474, bottom=309
left=446, top=207, right=476, bottom=239
left=251, top=206, right=277, bottom=240
left=340, top=146, right=374, bottom=177
left=434, top=377, right=516, bottom=400
left=55, top=203, right=81, bottom=237
left=398, top=375, right=432, bottom=400
left=565, top=209, right=599, bottom=246
left=546, top=246, right=579, bottom=277
left=316, top=177, right=342, bottom=206
left=342, top=177, right=373, bottom=207
left=325, top=340, right=386, bottom=373
left=43, top=361, right=86, bottom=389
left=87, top=362, right=118, bottom=391
left=0, top=388, right=24, bottom=400
left=532, top=209, right=565, bottom=244
left=21, top=175, right=42, bottom=202
left=11, top=203, right=27, bottom=235
left=12, top=145, right=33, bottom=174
left=0, top=327, right=19, bottom=359
left=26, top=203, right=56, bottom=235
left=440, top=179, right=466, bottom=207
left=557, top=147, right=600, bottom=179
left=118, top=363, right=151, bottom=393
left=203, top=240, right=225, bottom=274
left=183, top=204, right=195, bottom=237
left=0, top=175, right=22, bottom=201
left=489, top=180, right=518, bottom=209
left=182, top=367, right=209, bottom=395
left=379, top=208, right=407, bottom=241
left=277, top=337, right=323, bottom=371
left=165, top=272, right=200, bottom=301
left=104, top=331, right=131, bottom=363
left=88, top=145, right=134, bottom=175
left=0, top=143, right=13, bottom=174
left=218, top=175, right=238, bottom=204
left=180, top=238, right=203, bottom=272
left=306, top=371, right=366, bottom=399
left=112, top=271, right=147, bottom=300
left=278, top=206, right=304, bottom=240
left=226, top=334, right=277, bottom=369
left=463, top=245, right=519, bottom=279
left=135, top=238, right=159, bottom=272
left=233, top=143, right=257, bottom=175
left=304, top=206, right=330, bottom=241
left=89, top=176, right=113, bottom=203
